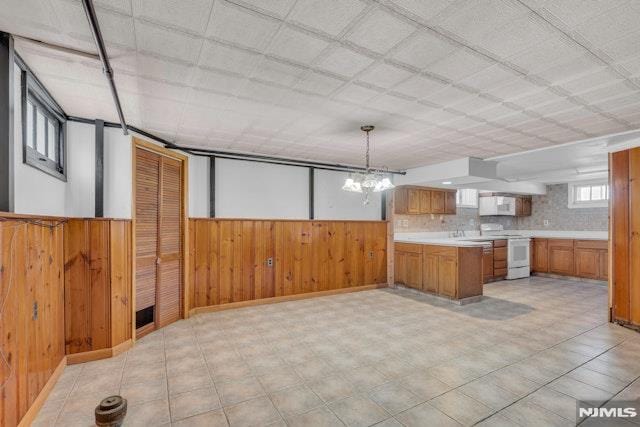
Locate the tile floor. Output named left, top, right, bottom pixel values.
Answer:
left=35, top=276, right=640, bottom=426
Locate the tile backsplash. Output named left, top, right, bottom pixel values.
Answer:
left=394, top=184, right=608, bottom=232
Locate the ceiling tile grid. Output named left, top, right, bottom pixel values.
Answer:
left=3, top=0, right=640, bottom=169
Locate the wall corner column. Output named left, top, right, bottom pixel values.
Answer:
left=0, top=31, right=15, bottom=212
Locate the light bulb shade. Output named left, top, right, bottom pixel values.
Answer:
left=342, top=177, right=363, bottom=193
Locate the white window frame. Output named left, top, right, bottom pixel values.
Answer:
left=456, top=188, right=478, bottom=208
left=568, top=180, right=609, bottom=209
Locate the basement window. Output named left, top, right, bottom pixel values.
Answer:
left=456, top=189, right=478, bottom=208
left=18, top=56, right=66, bottom=181
left=568, top=181, right=609, bottom=209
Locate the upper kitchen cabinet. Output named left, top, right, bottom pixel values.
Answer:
left=515, top=196, right=532, bottom=217
left=394, top=186, right=456, bottom=215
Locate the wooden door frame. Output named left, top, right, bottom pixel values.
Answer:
left=131, top=136, right=189, bottom=342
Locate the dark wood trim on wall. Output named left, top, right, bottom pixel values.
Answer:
left=0, top=31, right=14, bottom=212
left=209, top=156, right=215, bottom=218
left=309, top=167, right=315, bottom=220
left=95, top=119, right=104, bottom=217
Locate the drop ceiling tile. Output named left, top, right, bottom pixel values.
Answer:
left=333, top=83, right=383, bottom=103
left=511, top=89, right=565, bottom=109
left=485, top=78, right=543, bottom=101
left=345, top=9, right=416, bottom=54
left=118, top=75, right=187, bottom=102
left=237, top=80, right=290, bottom=104
left=295, top=72, right=346, bottom=95
left=252, top=58, right=306, bottom=86
left=132, top=0, right=213, bottom=34
left=368, top=93, right=417, bottom=114
left=526, top=98, right=580, bottom=116
left=425, top=85, right=474, bottom=107
left=358, top=62, right=413, bottom=89
left=198, top=41, right=261, bottom=76
left=315, top=46, right=375, bottom=78
left=598, top=32, right=640, bottom=63
left=426, top=49, right=495, bottom=82
left=267, top=26, right=331, bottom=65
left=192, top=68, right=245, bottom=94
left=481, top=12, right=552, bottom=59
left=206, top=1, right=280, bottom=50
left=135, top=20, right=202, bottom=63
left=52, top=0, right=136, bottom=48
left=507, top=33, right=582, bottom=74
left=392, top=75, right=448, bottom=99
left=133, top=54, right=194, bottom=83
left=232, top=0, right=296, bottom=18
left=448, top=95, right=495, bottom=114
left=534, top=54, right=605, bottom=85
left=385, top=0, right=456, bottom=22
left=288, top=0, right=367, bottom=36
left=576, top=81, right=637, bottom=104
left=391, top=31, right=457, bottom=69
left=533, top=0, right=628, bottom=30
left=459, top=64, right=520, bottom=92
left=575, top=3, right=640, bottom=47
left=557, top=68, right=624, bottom=95
left=414, top=106, right=461, bottom=123
left=437, top=0, right=525, bottom=48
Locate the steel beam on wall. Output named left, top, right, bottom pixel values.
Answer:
left=209, top=156, right=215, bottom=217
left=309, top=167, right=315, bottom=220
left=0, top=31, right=14, bottom=212
left=95, top=119, right=104, bottom=217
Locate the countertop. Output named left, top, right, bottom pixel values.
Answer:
left=394, top=230, right=608, bottom=247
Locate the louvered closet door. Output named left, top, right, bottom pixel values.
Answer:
left=135, top=148, right=160, bottom=320
left=157, top=156, right=183, bottom=328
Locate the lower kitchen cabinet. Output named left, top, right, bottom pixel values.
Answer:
left=394, top=243, right=483, bottom=299
left=548, top=239, right=574, bottom=276
left=531, top=238, right=608, bottom=280
left=482, top=245, right=494, bottom=283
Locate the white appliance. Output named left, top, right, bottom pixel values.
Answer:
left=480, top=224, right=531, bottom=279
left=479, top=196, right=516, bottom=216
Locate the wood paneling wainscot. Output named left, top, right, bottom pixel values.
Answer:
left=188, top=219, right=387, bottom=311
left=0, top=216, right=65, bottom=427
left=64, top=219, right=132, bottom=362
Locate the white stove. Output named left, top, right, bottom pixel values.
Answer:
left=481, top=224, right=531, bottom=280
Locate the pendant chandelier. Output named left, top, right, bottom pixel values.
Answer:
left=342, top=125, right=395, bottom=205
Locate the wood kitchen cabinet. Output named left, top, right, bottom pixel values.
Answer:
left=395, top=186, right=456, bottom=215
left=531, top=238, right=608, bottom=280
left=423, top=254, right=438, bottom=293
left=515, top=196, right=532, bottom=217
left=548, top=239, right=574, bottom=276
left=394, top=243, right=423, bottom=289
left=493, top=240, right=507, bottom=279
left=482, top=245, right=494, bottom=283
left=532, top=238, right=549, bottom=273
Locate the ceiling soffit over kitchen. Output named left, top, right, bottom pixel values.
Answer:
left=2, top=0, right=640, bottom=169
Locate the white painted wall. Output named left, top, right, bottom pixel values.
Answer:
left=104, top=127, right=132, bottom=218
left=188, top=154, right=209, bottom=217
left=64, top=121, right=95, bottom=217
left=314, top=169, right=382, bottom=220
left=215, top=158, right=309, bottom=219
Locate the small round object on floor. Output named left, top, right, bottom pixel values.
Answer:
left=95, top=395, right=127, bottom=427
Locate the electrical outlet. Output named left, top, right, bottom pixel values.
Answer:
left=33, top=301, right=38, bottom=320
left=543, top=219, right=550, bottom=227
left=368, top=251, right=374, bottom=259
left=266, top=257, right=273, bottom=267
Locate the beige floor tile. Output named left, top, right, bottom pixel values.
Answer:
left=475, top=413, right=516, bottom=427
left=566, top=366, right=629, bottom=394
left=172, top=409, right=229, bottom=427
left=548, top=376, right=614, bottom=404
left=429, top=389, right=494, bottom=426
left=119, top=378, right=168, bottom=406
left=395, top=402, right=461, bottom=427
left=257, top=367, right=302, bottom=393
left=217, top=376, right=265, bottom=407
left=399, top=372, right=453, bottom=401
left=170, top=387, right=221, bottom=421
left=499, top=400, right=574, bottom=427
left=269, top=384, right=324, bottom=417
left=458, top=377, right=520, bottom=411
left=285, top=407, right=344, bottom=427
left=123, top=361, right=167, bottom=385
left=346, top=365, right=390, bottom=392
left=210, top=361, right=253, bottom=383
left=372, top=418, right=404, bottom=427
left=124, top=398, right=171, bottom=427
left=369, top=381, right=423, bottom=415
left=223, top=396, right=282, bottom=427
left=308, top=374, right=357, bottom=403
left=168, top=370, right=213, bottom=396
left=293, top=357, right=335, bottom=381
left=329, top=396, right=390, bottom=427
left=525, top=386, right=578, bottom=423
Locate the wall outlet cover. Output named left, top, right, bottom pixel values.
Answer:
left=543, top=219, right=549, bottom=226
